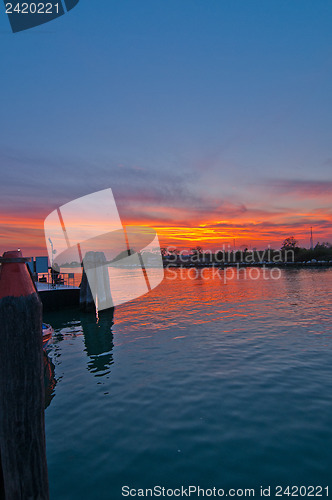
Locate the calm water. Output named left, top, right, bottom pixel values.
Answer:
left=44, top=268, right=332, bottom=499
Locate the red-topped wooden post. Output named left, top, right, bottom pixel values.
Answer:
left=0, top=250, right=49, bottom=500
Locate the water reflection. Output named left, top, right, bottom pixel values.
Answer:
left=44, top=351, right=56, bottom=409
left=44, top=307, right=115, bottom=381
left=46, top=268, right=332, bottom=499
left=81, top=309, right=114, bottom=376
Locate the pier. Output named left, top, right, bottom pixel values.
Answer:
left=26, top=257, right=81, bottom=311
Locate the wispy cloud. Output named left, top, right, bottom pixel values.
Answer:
left=262, top=179, right=332, bottom=199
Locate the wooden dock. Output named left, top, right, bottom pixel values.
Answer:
left=36, top=283, right=80, bottom=311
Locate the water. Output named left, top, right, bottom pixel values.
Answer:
left=44, top=268, right=332, bottom=499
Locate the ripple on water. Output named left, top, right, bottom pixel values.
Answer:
left=44, top=269, right=332, bottom=499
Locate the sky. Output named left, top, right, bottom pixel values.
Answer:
left=0, top=0, right=331, bottom=255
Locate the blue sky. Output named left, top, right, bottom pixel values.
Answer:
left=0, top=0, right=331, bottom=252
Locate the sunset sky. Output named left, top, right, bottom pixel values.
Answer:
left=0, top=0, right=331, bottom=255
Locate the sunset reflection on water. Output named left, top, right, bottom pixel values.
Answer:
left=45, top=267, right=332, bottom=500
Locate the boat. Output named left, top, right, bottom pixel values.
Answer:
left=42, top=323, right=54, bottom=348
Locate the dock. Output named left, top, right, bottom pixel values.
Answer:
left=36, top=282, right=80, bottom=311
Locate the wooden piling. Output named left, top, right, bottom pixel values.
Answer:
left=79, top=266, right=95, bottom=312
left=0, top=251, right=49, bottom=500
left=79, top=251, right=112, bottom=313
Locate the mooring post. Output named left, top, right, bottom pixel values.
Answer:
left=79, top=251, right=112, bottom=313
left=79, top=266, right=95, bottom=312
left=0, top=250, right=49, bottom=500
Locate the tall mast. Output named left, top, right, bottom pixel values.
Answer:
left=310, top=226, right=314, bottom=250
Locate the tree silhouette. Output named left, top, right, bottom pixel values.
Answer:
left=281, top=236, right=299, bottom=250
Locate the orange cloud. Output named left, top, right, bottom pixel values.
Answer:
left=1, top=200, right=331, bottom=257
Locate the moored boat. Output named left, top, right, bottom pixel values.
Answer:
left=42, top=323, right=54, bottom=348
